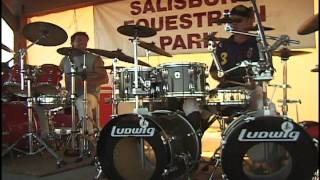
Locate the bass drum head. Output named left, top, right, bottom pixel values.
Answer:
left=221, top=114, right=318, bottom=180
left=97, top=111, right=200, bottom=180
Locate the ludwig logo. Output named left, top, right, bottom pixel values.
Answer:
left=111, top=117, right=155, bottom=137
left=238, top=121, right=300, bottom=142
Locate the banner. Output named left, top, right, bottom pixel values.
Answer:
left=94, top=0, right=315, bottom=57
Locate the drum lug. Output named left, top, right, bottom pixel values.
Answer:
left=188, top=68, right=194, bottom=75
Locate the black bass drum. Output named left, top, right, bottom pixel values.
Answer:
left=221, top=112, right=318, bottom=180
left=97, top=110, right=201, bottom=180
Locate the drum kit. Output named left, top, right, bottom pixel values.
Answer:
left=1, top=4, right=319, bottom=180
left=93, top=6, right=318, bottom=180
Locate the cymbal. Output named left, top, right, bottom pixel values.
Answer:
left=101, top=65, right=125, bottom=70
left=297, top=13, right=319, bottom=35
left=248, top=25, right=274, bottom=31
left=138, top=40, right=172, bottom=57
left=195, top=34, right=228, bottom=42
left=66, top=71, right=99, bottom=78
left=117, top=25, right=156, bottom=38
left=212, top=17, right=242, bottom=25
left=311, top=65, right=319, bottom=72
left=2, top=44, right=13, bottom=53
left=272, top=48, right=311, bottom=58
left=23, top=22, right=68, bottom=46
left=57, top=47, right=85, bottom=56
left=86, top=48, right=151, bottom=67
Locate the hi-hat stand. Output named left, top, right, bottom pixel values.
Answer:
left=1, top=46, right=63, bottom=167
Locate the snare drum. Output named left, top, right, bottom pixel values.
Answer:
left=2, top=101, right=40, bottom=148
left=36, top=64, right=62, bottom=95
left=34, top=92, right=68, bottom=109
left=158, top=62, right=208, bottom=97
left=221, top=112, right=318, bottom=180
left=207, top=88, right=250, bottom=106
left=115, top=67, right=160, bottom=101
left=3, top=64, right=37, bottom=97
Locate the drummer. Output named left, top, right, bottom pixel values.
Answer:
left=59, top=32, right=108, bottom=135
left=209, top=4, right=275, bottom=113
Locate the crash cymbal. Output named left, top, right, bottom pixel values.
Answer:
left=138, top=40, right=172, bottom=57
left=2, top=44, right=13, bottom=53
left=297, top=13, right=319, bottom=35
left=86, top=48, right=151, bottom=67
left=57, top=47, right=85, bottom=56
left=249, top=25, right=274, bottom=31
left=117, top=25, right=156, bottom=38
left=272, top=48, right=311, bottom=58
left=311, top=65, right=319, bottom=72
left=23, top=22, right=68, bottom=46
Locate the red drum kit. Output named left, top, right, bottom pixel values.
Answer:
left=1, top=5, right=319, bottom=180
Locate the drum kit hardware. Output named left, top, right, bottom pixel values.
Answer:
left=311, top=65, right=319, bottom=72
left=2, top=21, right=67, bottom=167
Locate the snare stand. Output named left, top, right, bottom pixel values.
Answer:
left=1, top=48, right=63, bottom=166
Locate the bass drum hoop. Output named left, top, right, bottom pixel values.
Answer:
left=97, top=111, right=200, bottom=180
left=221, top=113, right=318, bottom=180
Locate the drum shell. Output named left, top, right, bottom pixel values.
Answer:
left=3, top=64, right=37, bottom=97
left=2, top=101, right=40, bottom=148
left=298, top=121, right=319, bottom=139
left=158, top=62, right=207, bottom=97
left=116, top=67, right=160, bottom=101
left=97, top=111, right=201, bottom=180
left=36, top=64, right=62, bottom=95
left=221, top=113, right=318, bottom=180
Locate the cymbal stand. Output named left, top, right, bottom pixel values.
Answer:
left=112, top=57, right=120, bottom=116
left=132, top=35, right=147, bottom=169
left=65, top=56, right=78, bottom=153
left=78, top=54, right=96, bottom=160
left=1, top=63, right=63, bottom=166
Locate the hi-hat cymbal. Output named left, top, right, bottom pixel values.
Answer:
left=249, top=25, right=274, bottom=31
left=2, top=44, right=13, bottom=53
left=298, top=13, right=319, bottom=35
left=138, top=40, right=172, bottom=57
left=117, top=25, right=156, bottom=38
left=272, top=48, right=311, bottom=58
left=57, top=47, right=85, bottom=56
left=86, top=48, right=151, bottom=67
left=23, top=22, right=68, bottom=46
left=311, top=65, right=319, bottom=72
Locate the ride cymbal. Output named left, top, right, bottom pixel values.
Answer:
left=297, top=13, right=319, bottom=35
left=272, top=48, right=311, bottom=58
left=57, top=47, right=86, bottom=56
left=23, top=22, right=68, bottom=46
left=100, top=65, right=125, bottom=70
left=117, top=25, right=156, bottom=38
left=138, top=40, right=172, bottom=57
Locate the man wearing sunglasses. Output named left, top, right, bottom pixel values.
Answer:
left=209, top=5, right=277, bottom=116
